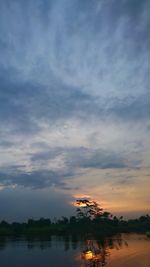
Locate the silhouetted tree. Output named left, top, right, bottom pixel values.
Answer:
left=76, top=199, right=103, bottom=220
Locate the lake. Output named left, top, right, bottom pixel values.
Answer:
left=0, top=233, right=150, bottom=267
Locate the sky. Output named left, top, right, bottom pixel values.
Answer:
left=0, top=0, right=150, bottom=222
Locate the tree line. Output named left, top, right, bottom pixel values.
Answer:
left=0, top=199, right=150, bottom=236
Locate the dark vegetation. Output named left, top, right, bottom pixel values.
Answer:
left=146, top=231, right=150, bottom=238
left=0, top=199, right=150, bottom=237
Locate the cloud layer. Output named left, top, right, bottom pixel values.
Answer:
left=0, top=0, right=150, bottom=219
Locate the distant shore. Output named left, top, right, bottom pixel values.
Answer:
left=0, top=214, right=150, bottom=237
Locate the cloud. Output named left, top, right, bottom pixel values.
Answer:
left=107, top=94, right=150, bottom=122
left=0, top=140, right=14, bottom=148
left=30, top=146, right=132, bottom=171
left=0, top=169, right=74, bottom=189
left=62, top=147, right=128, bottom=169
left=0, top=0, right=149, bottom=139
left=0, top=145, right=141, bottom=190
left=0, top=0, right=150, bottom=218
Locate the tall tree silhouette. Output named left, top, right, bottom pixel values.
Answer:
left=76, top=199, right=103, bottom=220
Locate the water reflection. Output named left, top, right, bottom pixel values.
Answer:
left=81, top=240, right=108, bottom=266
left=0, top=234, right=150, bottom=267
left=79, top=234, right=128, bottom=267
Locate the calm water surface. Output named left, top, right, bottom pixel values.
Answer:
left=0, top=233, right=150, bottom=267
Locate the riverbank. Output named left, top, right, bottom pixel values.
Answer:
left=0, top=215, right=150, bottom=237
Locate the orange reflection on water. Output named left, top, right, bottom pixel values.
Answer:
left=82, top=250, right=95, bottom=260
left=76, top=234, right=150, bottom=267
left=78, top=238, right=109, bottom=266
left=109, top=234, right=150, bottom=267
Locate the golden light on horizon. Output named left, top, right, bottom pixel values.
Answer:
left=71, top=201, right=87, bottom=208
left=75, top=198, right=99, bottom=209
left=76, top=202, right=87, bottom=208
left=72, top=195, right=92, bottom=208
left=66, top=168, right=150, bottom=218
